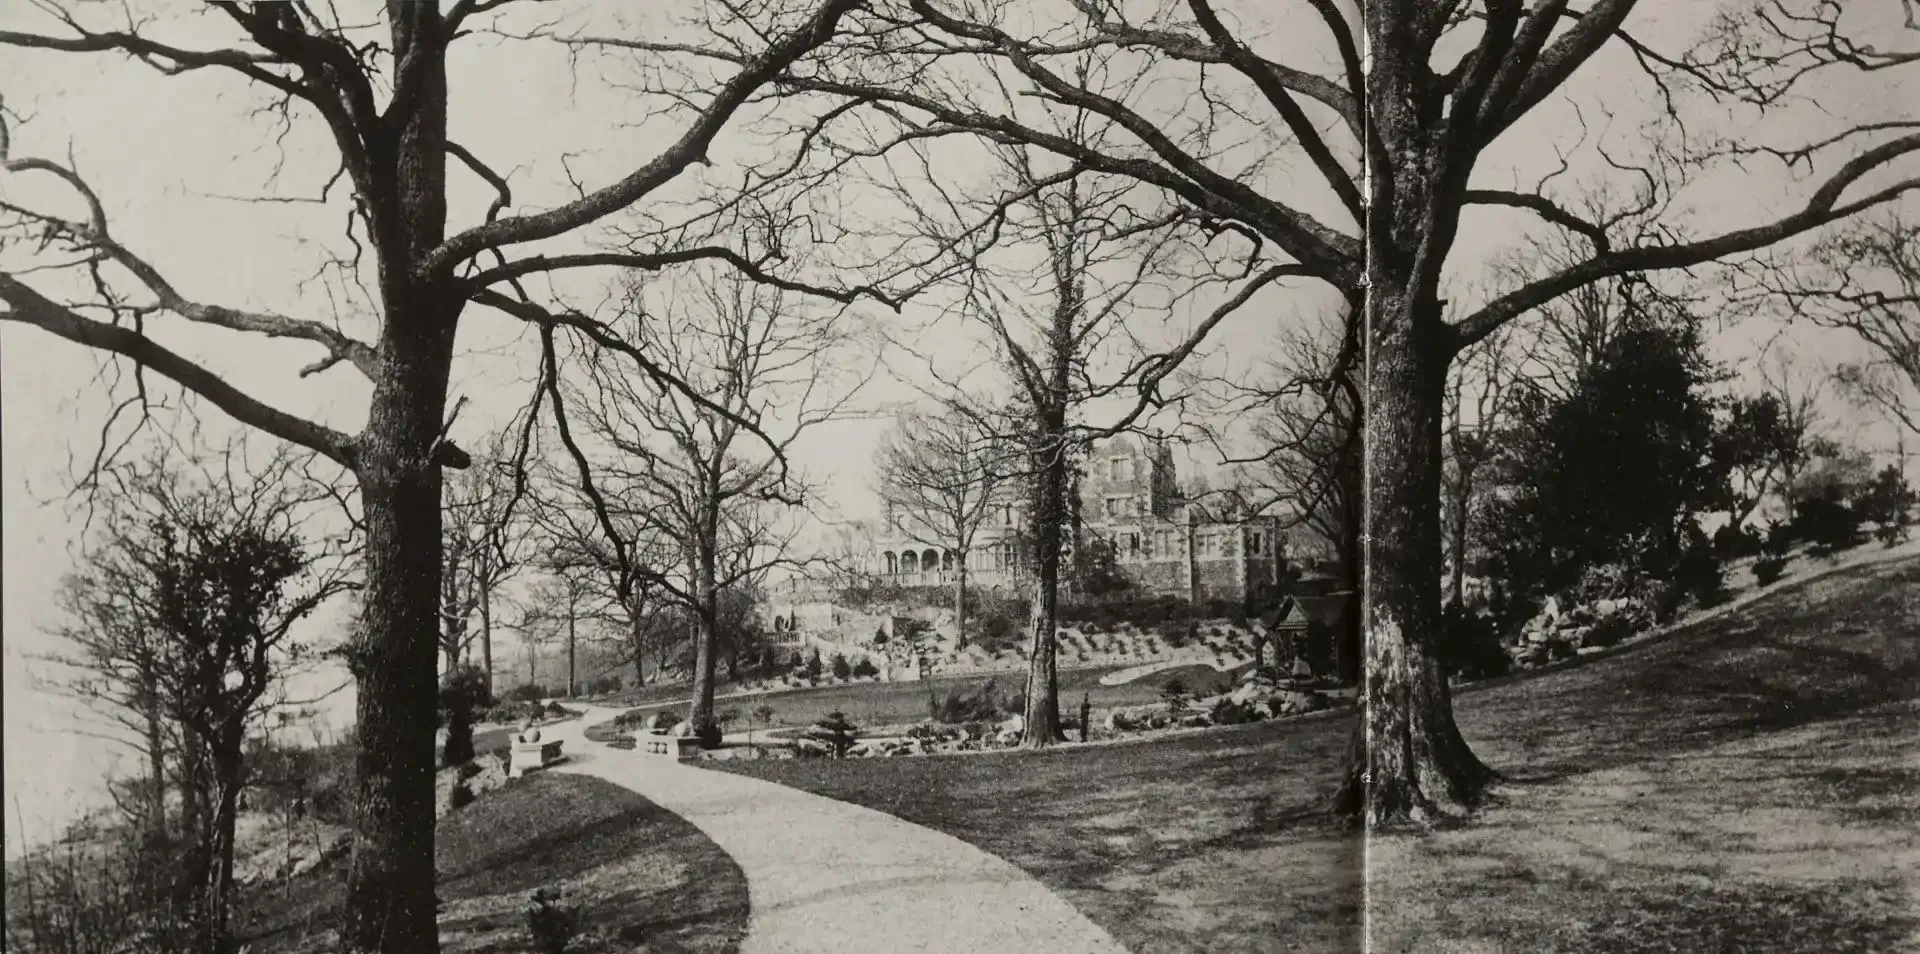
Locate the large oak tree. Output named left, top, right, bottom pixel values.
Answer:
left=1, top=3, right=876, bottom=950
left=591, top=0, right=1920, bottom=819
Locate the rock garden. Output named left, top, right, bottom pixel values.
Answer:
left=680, top=665, right=1351, bottom=763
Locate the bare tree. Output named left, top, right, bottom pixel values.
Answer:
left=657, top=0, right=1920, bottom=821
left=548, top=263, right=866, bottom=733
left=48, top=443, right=355, bottom=954
left=921, top=140, right=1266, bottom=748
left=1229, top=310, right=1364, bottom=679
left=0, top=4, right=881, bottom=945
left=438, top=432, right=532, bottom=685
left=874, top=406, right=1012, bottom=644
left=528, top=478, right=680, bottom=689
left=1442, top=321, right=1532, bottom=610
left=512, top=570, right=593, bottom=695
left=1764, top=214, right=1920, bottom=437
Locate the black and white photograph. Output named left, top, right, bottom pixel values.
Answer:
left=2, top=1, right=1916, bottom=952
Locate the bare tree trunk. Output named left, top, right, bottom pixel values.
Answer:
left=346, top=419, right=448, bottom=954
left=1448, top=465, right=1472, bottom=610
left=953, top=559, right=968, bottom=645
left=1337, top=286, right=1496, bottom=824
left=565, top=596, right=577, bottom=698
left=203, top=752, right=244, bottom=954
left=641, top=610, right=656, bottom=683
left=479, top=589, right=494, bottom=697
left=143, top=689, right=168, bottom=840
left=688, top=542, right=721, bottom=731
left=1021, top=431, right=1068, bottom=748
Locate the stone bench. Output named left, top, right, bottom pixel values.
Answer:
left=508, top=739, right=564, bottom=777
left=637, top=734, right=700, bottom=760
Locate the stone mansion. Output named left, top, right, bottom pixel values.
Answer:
left=867, top=435, right=1293, bottom=606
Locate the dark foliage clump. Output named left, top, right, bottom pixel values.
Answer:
left=804, top=711, right=863, bottom=759
left=1436, top=606, right=1511, bottom=682
left=524, top=888, right=581, bottom=954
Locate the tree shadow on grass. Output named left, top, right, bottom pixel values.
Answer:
left=1409, top=867, right=1915, bottom=954
left=236, top=775, right=748, bottom=954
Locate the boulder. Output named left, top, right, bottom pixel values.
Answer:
left=1273, top=689, right=1320, bottom=710
left=1228, top=682, right=1269, bottom=707
left=996, top=713, right=1026, bottom=737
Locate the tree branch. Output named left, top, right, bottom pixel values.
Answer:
left=419, top=0, right=863, bottom=277
left=0, top=275, right=360, bottom=469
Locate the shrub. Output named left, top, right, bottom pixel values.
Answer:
left=1761, top=520, right=1794, bottom=559
left=1853, top=465, right=1916, bottom=546
left=503, top=682, right=550, bottom=703
left=851, top=657, right=879, bottom=678
left=829, top=653, right=852, bottom=680
left=439, top=664, right=491, bottom=766
left=524, top=889, right=581, bottom=954
left=480, top=699, right=540, bottom=726
left=1752, top=556, right=1789, bottom=586
left=1582, top=612, right=1636, bottom=650
left=1160, top=676, right=1190, bottom=710
left=1210, top=697, right=1262, bottom=726
left=1436, top=606, right=1511, bottom=682
left=1792, top=494, right=1862, bottom=554
left=1712, top=523, right=1763, bottom=559
left=581, top=673, right=623, bottom=696
left=804, top=710, right=862, bottom=759
left=692, top=717, right=723, bottom=750
left=753, top=704, right=777, bottom=727
left=805, top=649, right=824, bottom=681
left=930, top=679, right=1013, bottom=724
left=1667, top=535, right=1725, bottom=610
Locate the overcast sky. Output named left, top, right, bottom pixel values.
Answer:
left=4, top=1, right=1915, bottom=856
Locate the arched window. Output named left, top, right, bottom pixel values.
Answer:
left=922, top=549, right=939, bottom=575
left=901, top=551, right=917, bottom=574
left=942, top=550, right=955, bottom=571
left=884, top=551, right=898, bottom=575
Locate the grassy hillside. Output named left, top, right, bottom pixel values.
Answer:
left=233, top=773, right=747, bottom=954
left=712, top=555, right=1920, bottom=954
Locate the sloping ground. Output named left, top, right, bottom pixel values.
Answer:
left=233, top=773, right=749, bottom=953
left=712, top=556, right=1920, bottom=954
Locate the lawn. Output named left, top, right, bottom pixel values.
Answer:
left=711, top=554, right=1920, bottom=954
left=233, top=773, right=749, bottom=953
left=602, top=662, right=1249, bottom=734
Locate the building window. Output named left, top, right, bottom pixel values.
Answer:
left=1135, top=497, right=1148, bottom=516
left=1110, top=457, right=1131, bottom=481
left=1125, top=532, right=1141, bottom=559
left=1105, top=497, right=1125, bottom=518
left=1248, top=531, right=1262, bottom=555
left=1155, top=529, right=1174, bottom=557
left=1004, top=503, right=1015, bottom=526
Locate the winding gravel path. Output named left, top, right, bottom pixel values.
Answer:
left=538, top=706, right=1132, bottom=954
